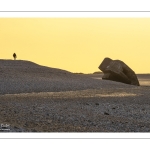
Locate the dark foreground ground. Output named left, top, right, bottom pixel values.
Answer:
left=0, top=60, right=150, bottom=132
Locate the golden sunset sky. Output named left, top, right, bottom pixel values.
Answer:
left=1, top=18, right=150, bottom=73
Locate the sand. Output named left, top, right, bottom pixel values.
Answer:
left=0, top=60, right=150, bottom=132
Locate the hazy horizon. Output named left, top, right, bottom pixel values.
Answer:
left=1, top=18, right=150, bottom=74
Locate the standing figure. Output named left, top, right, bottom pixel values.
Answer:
left=13, top=53, right=17, bottom=60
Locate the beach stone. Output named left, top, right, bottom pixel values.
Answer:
left=104, top=112, right=109, bottom=115
left=99, top=57, right=140, bottom=86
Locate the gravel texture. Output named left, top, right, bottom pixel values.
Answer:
left=0, top=60, right=150, bottom=132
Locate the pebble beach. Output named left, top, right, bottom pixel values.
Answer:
left=0, top=60, right=150, bottom=132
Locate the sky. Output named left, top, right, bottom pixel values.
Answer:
left=1, top=18, right=150, bottom=73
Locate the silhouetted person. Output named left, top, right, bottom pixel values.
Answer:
left=13, top=53, right=17, bottom=60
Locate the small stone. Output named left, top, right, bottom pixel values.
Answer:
left=14, top=126, right=18, bottom=129
left=47, top=120, right=52, bottom=123
left=95, top=103, right=99, bottom=105
left=31, top=129, right=37, bottom=132
left=88, top=120, right=92, bottom=122
left=60, top=117, right=63, bottom=120
left=104, top=112, right=109, bottom=115
left=24, top=123, right=28, bottom=127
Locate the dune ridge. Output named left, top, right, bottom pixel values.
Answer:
left=0, top=59, right=134, bottom=95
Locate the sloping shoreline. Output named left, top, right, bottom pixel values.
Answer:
left=0, top=59, right=136, bottom=95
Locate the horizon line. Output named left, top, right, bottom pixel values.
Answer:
left=0, top=59, right=150, bottom=75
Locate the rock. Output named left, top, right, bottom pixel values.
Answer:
left=99, top=57, right=140, bottom=86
